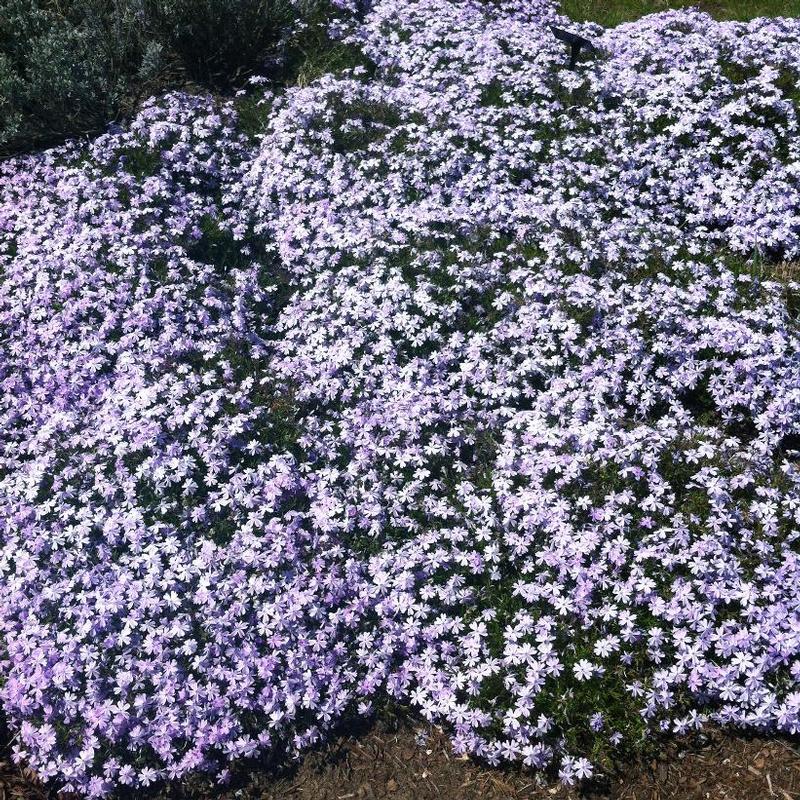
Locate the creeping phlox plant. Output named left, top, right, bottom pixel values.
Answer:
left=1, top=0, right=799, bottom=794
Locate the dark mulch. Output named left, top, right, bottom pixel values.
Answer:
left=2, top=717, right=799, bottom=800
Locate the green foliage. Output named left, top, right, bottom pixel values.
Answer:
left=0, top=0, right=150, bottom=154
left=726, top=257, right=800, bottom=320
left=0, top=0, right=329, bottom=156
left=141, top=0, right=307, bottom=88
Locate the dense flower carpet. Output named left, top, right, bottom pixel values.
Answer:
left=0, top=0, right=799, bottom=795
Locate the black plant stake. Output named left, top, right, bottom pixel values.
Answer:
left=550, top=25, right=597, bottom=70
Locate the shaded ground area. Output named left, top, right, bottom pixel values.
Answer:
left=2, top=719, right=799, bottom=800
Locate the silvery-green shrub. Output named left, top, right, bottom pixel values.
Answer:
left=0, top=0, right=317, bottom=155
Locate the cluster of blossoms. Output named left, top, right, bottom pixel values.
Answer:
left=1, top=0, right=800, bottom=795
